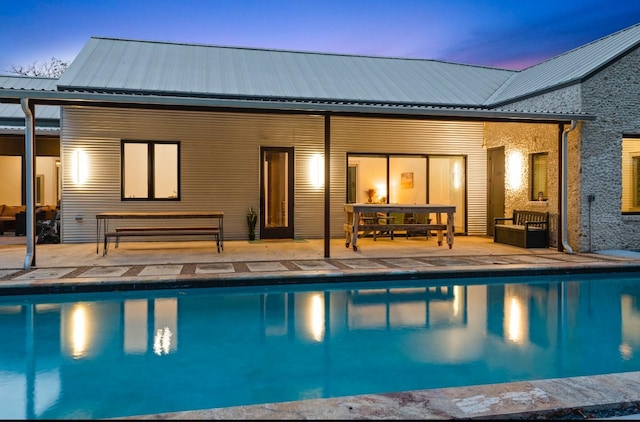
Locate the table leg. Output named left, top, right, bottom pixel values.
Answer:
left=447, top=212, right=454, bottom=249
left=345, top=211, right=353, bottom=248
left=96, top=219, right=99, bottom=254
left=351, top=215, right=359, bottom=251
left=436, top=212, right=444, bottom=246
left=218, top=217, right=224, bottom=251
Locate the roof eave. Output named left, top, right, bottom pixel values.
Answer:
left=0, top=89, right=595, bottom=122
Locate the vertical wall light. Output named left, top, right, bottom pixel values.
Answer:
left=71, top=149, right=89, bottom=185
left=506, top=150, right=524, bottom=191
left=309, top=154, right=324, bottom=188
left=452, top=161, right=462, bottom=190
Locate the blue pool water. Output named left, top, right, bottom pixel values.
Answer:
left=1, top=272, right=640, bottom=419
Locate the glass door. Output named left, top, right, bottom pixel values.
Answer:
left=260, top=147, right=294, bottom=239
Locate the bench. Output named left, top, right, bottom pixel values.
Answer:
left=104, top=226, right=221, bottom=256
left=96, top=211, right=224, bottom=256
left=494, top=210, right=549, bottom=248
left=355, top=216, right=446, bottom=241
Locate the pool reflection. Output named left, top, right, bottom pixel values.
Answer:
left=1, top=275, right=640, bottom=419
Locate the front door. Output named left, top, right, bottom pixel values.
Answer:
left=260, top=147, right=294, bottom=239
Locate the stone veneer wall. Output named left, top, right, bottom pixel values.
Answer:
left=580, top=46, right=640, bottom=251
left=487, top=45, right=640, bottom=252
left=487, top=82, right=584, bottom=250
left=483, top=121, right=564, bottom=248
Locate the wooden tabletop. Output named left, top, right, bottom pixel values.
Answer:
left=96, top=211, right=223, bottom=219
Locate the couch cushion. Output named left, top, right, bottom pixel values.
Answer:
left=2, top=205, right=25, bottom=217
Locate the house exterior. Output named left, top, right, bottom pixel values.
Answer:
left=2, top=23, right=640, bottom=265
left=0, top=78, right=60, bottom=209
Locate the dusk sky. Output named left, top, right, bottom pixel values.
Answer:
left=2, top=0, right=640, bottom=75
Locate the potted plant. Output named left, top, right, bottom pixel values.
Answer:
left=365, top=188, right=376, bottom=203
left=247, top=207, right=258, bottom=240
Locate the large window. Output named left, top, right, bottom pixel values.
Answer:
left=530, top=153, right=548, bottom=201
left=346, top=153, right=466, bottom=233
left=122, top=141, right=180, bottom=200
left=622, top=137, right=640, bottom=213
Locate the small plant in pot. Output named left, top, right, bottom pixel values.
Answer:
left=247, top=207, right=258, bottom=240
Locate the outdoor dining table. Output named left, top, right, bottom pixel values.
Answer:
left=343, top=203, right=456, bottom=251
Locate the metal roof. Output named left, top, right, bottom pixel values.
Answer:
left=487, top=23, right=640, bottom=105
left=5, top=23, right=640, bottom=122
left=57, top=37, right=515, bottom=107
left=0, top=102, right=59, bottom=120
left=0, top=75, right=58, bottom=92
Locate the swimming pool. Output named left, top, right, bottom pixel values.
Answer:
left=1, top=272, right=640, bottom=419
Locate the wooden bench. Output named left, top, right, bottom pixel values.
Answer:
left=96, top=211, right=224, bottom=256
left=355, top=220, right=446, bottom=241
left=104, top=226, right=221, bottom=256
left=494, top=210, right=549, bottom=248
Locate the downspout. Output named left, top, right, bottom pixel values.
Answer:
left=21, top=98, right=36, bottom=269
left=561, top=120, right=577, bottom=254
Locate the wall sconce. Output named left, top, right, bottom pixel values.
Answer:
left=309, top=154, right=324, bottom=188
left=506, top=151, right=523, bottom=191
left=452, top=162, right=461, bottom=190
left=71, top=149, right=89, bottom=185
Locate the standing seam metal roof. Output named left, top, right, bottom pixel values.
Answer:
left=487, top=23, right=640, bottom=105
left=3, top=23, right=640, bottom=116
left=56, top=37, right=515, bottom=107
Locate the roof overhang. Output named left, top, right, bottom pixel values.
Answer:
left=0, top=88, right=596, bottom=123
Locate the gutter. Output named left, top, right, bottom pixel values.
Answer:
left=0, top=88, right=596, bottom=122
left=561, top=120, right=578, bottom=254
left=20, top=98, right=35, bottom=269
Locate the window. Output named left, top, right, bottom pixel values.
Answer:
left=530, top=153, right=548, bottom=201
left=622, top=137, right=640, bottom=213
left=122, top=141, right=180, bottom=200
left=346, top=153, right=467, bottom=233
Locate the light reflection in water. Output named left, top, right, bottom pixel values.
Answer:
left=153, top=327, right=173, bottom=356
left=620, top=342, right=633, bottom=360
left=452, top=286, right=461, bottom=316
left=507, top=296, right=523, bottom=343
left=4, top=275, right=640, bottom=420
left=153, top=298, right=178, bottom=355
left=71, top=305, right=87, bottom=359
left=309, top=294, right=324, bottom=342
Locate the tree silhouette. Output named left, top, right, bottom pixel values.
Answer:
left=9, top=57, right=69, bottom=78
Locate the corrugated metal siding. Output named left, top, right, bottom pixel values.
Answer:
left=330, top=117, right=486, bottom=237
left=61, top=107, right=325, bottom=243
left=60, top=108, right=486, bottom=243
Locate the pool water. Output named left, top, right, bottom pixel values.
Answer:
left=1, top=272, right=640, bottom=419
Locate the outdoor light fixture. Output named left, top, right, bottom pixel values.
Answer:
left=506, top=151, right=523, bottom=191
left=452, top=162, right=462, bottom=190
left=309, top=154, right=324, bottom=188
left=71, top=149, right=89, bottom=185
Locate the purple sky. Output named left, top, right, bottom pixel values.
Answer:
left=1, top=0, right=639, bottom=74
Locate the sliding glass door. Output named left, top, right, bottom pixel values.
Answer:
left=347, top=153, right=466, bottom=233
